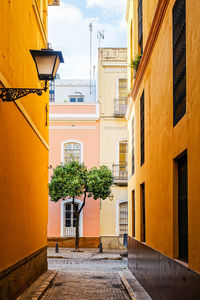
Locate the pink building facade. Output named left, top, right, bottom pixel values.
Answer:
left=48, top=79, right=100, bottom=241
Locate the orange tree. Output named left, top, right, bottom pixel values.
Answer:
left=49, top=161, right=113, bottom=251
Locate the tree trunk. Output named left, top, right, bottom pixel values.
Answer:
left=74, top=191, right=87, bottom=252
left=75, top=211, right=80, bottom=251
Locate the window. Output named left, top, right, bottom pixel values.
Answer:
left=64, top=143, right=81, bottom=163
left=141, top=183, right=145, bottom=242
left=119, top=141, right=128, bottom=165
left=119, top=141, right=128, bottom=178
left=49, top=80, right=55, bottom=102
left=118, top=79, right=127, bottom=98
left=65, top=203, right=78, bottom=237
left=173, top=0, right=186, bottom=126
left=138, top=0, right=143, bottom=54
left=69, top=95, right=84, bottom=103
left=140, top=92, right=145, bottom=166
left=177, top=153, right=188, bottom=262
left=132, top=190, right=135, bottom=237
left=61, top=199, right=83, bottom=237
left=132, top=117, right=135, bottom=175
left=119, top=202, right=128, bottom=235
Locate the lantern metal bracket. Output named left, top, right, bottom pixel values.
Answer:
left=0, top=80, right=48, bottom=102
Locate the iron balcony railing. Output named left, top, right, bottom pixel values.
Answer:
left=112, top=163, right=128, bottom=185
left=114, top=97, right=128, bottom=117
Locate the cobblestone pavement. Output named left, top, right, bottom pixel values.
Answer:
left=42, top=256, right=130, bottom=300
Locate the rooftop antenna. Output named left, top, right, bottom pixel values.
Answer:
left=97, top=30, right=104, bottom=48
left=89, top=22, right=93, bottom=95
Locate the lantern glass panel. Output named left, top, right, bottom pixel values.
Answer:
left=53, top=56, right=60, bottom=78
left=35, top=55, right=57, bottom=79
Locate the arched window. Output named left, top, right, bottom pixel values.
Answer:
left=119, top=202, right=128, bottom=235
left=64, top=142, right=81, bottom=163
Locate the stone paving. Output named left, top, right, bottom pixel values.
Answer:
left=41, top=248, right=151, bottom=300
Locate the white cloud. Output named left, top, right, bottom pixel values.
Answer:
left=87, top=0, right=126, bottom=16
left=48, top=1, right=126, bottom=79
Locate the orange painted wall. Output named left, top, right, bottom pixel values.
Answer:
left=128, top=0, right=200, bottom=273
left=0, top=0, right=49, bottom=272
left=48, top=113, right=100, bottom=237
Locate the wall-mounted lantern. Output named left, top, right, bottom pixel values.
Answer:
left=109, top=194, right=114, bottom=201
left=0, top=48, right=64, bottom=102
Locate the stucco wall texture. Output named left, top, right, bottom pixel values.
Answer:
left=127, top=0, right=200, bottom=273
left=48, top=104, right=100, bottom=237
left=98, top=48, right=128, bottom=239
left=0, top=0, right=49, bottom=272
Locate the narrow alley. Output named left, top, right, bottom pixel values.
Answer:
left=43, top=248, right=150, bottom=300
left=1, top=0, right=200, bottom=299
left=19, top=248, right=151, bottom=300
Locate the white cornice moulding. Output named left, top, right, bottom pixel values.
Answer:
left=101, top=62, right=127, bottom=67
left=49, top=113, right=100, bottom=121
left=49, top=126, right=96, bottom=130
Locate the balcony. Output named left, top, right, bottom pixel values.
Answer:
left=114, top=97, right=128, bottom=117
left=112, top=163, right=128, bottom=186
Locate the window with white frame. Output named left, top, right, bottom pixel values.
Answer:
left=69, top=95, right=84, bottom=103
left=119, top=202, right=128, bottom=235
left=64, top=142, right=81, bottom=163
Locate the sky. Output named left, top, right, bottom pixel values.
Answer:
left=48, top=0, right=127, bottom=79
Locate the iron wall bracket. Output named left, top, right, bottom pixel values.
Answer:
left=0, top=81, right=48, bottom=102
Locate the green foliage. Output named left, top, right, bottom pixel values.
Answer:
left=49, top=161, right=113, bottom=202
left=129, top=54, right=142, bottom=71
left=88, top=165, right=113, bottom=200
left=49, top=161, right=88, bottom=202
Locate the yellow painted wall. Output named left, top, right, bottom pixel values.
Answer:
left=0, top=0, right=49, bottom=140
left=0, top=0, right=50, bottom=272
left=127, top=0, right=200, bottom=273
left=126, top=0, right=159, bottom=90
left=98, top=48, right=128, bottom=238
left=100, top=119, right=128, bottom=237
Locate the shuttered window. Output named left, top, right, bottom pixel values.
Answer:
left=140, top=92, right=145, bottom=166
left=119, top=141, right=128, bottom=165
left=119, top=202, right=128, bottom=235
left=173, top=0, right=186, bottom=126
left=119, top=79, right=127, bottom=98
left=138, top=0, right=143, bottom=53
left=132, top=117, right=135, bottom=175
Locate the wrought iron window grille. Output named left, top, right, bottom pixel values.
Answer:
left=140, top=92, right=145, bottom=166
left=173, top=0, right=186, bottom=126
left=138, top=0, right=143, bottom=53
